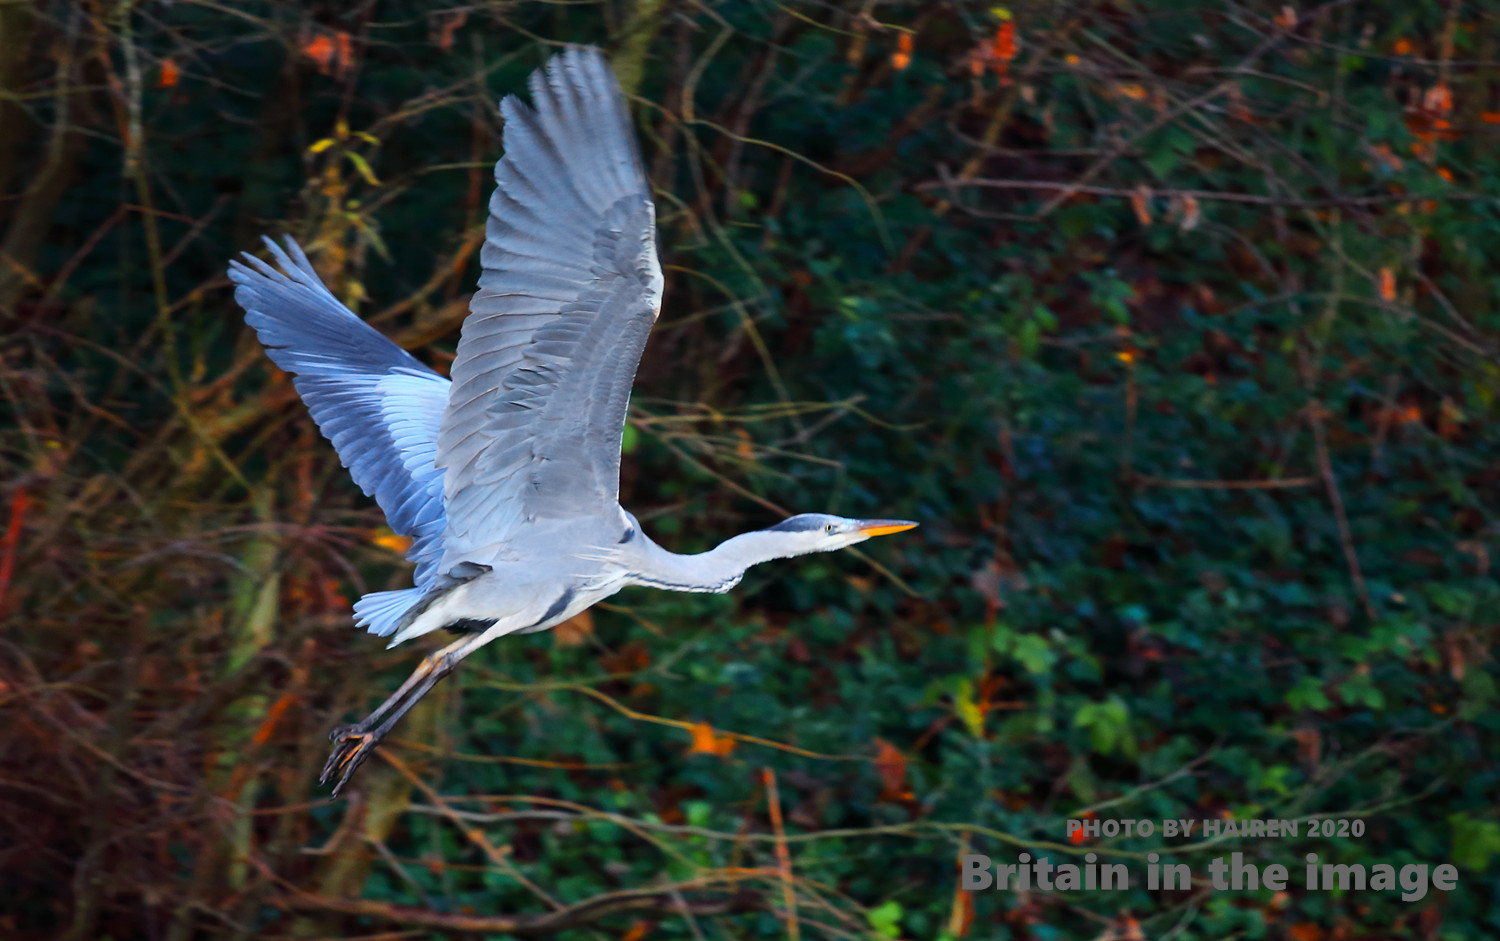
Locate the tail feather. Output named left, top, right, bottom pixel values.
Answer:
left=353, top=587, right=427, bottom=638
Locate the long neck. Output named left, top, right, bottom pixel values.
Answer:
left=625, top=529, right=797, bottom=593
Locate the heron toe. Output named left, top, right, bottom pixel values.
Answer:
left=327, top=722, right=368, bottom=742
left=320, top=729, right=379, bottom=795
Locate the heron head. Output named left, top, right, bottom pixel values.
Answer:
left=764, top=513, right=919, bottom=554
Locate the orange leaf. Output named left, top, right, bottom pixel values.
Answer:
left=1439, top=397, right=1463, bottom=440
left=335, top=31, right=354, bottom=79
left=1393, top=38, right=1413, bottom=55
left=0, top=488, right=30, bottom=611
left=1482, top=110, right=1500, bottom=124
left=1273, top=6, right=1297, bottom=29
left=1130, top=184, right=1153, bottom=225
left=435, top=10, right=468, bottom=51
left=1378, top=267, right=1396, bottom=302
left=688, top=722, right=735, bottom=757
left=1228, top=86, right=1253, bottom=122
left=948, top=884, right=975, bottom=937
left=621, top=920, right=650, bottom=941
left=303, top=34, right=336, bottom=74
left=158, top=58, right=180, bottom=88
left=1069, top=810, right=1094, bottom=844
left=372, top=530, right=412, bottom=554
left=892, top=32, right=913, bottom=71
left=1293, top=725, right=1321, bottom=764
left=873, top=739, right=907, bottom=797
left=1423, top=81, right=1452, bottom=115
left=250, top=691, right=299, bottom=746
left=322, top=577, right=348, bottom=610
left=993, top=21, right=1017, bottom=62
left=1288, top=924, right=1323, bottom=941
left=553, top=609, right=594, bottom=648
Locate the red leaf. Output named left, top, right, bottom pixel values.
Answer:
left=873, top=739, right=907, bottom=797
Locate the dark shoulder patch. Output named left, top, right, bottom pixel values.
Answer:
left=444, top=617, right=497, bottom=635
left=539, top=588, right=575, bottom=624
left=618, top=526, right=636, bottom=544
left=447, top=561, right=493, bottom=581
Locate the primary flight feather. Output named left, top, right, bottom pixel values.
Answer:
left=229, top=46, right=916, bottom=794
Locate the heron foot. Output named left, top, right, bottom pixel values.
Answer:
left=327, top=721, right=370, bottom=742
left=320, top=726, right=382, bottom=796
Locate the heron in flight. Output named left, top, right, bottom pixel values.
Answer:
left=230, top=46, right=917, bottom=794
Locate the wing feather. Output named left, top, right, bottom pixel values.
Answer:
left=229, top=237, right=450, bottom=592
left=436, top=46, right=663, bottom=569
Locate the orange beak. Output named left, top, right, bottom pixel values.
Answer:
left=857, top=519, right=919, bottom=538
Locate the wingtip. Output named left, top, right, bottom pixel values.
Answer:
left=542, top=44, right=615, bottom=94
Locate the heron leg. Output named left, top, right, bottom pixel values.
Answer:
left=320, top=632, right=490, bottom=796
left=334, top=650, right=440, bottom=734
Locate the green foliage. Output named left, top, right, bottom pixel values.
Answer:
left=1450, top=814, right=1500, bottom=873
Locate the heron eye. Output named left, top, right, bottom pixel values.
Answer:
left=824, top=523, right=836, bottom=534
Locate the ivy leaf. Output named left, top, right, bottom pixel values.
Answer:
left=867, top=900, right=903, bottom=939
left=1450, top=814, right=1500, bottom=871
left=954, top=679, right=985, bottom=737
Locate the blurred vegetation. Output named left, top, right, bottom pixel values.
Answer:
left=2, top=0, right=1498, bottom=939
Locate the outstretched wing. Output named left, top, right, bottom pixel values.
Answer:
left=436, top=46, right=663, bottom=569
left=229, top=237, right=450, bottom=589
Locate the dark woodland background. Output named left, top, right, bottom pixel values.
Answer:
left=2, top=1, right=1498, bottom=938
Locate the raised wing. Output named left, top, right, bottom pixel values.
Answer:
left=436, top=46, right=663, bottom=568
left=229, top=237, right=450, bottom=590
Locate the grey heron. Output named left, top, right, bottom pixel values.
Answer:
left=229, top=46, right=917, bottom=795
